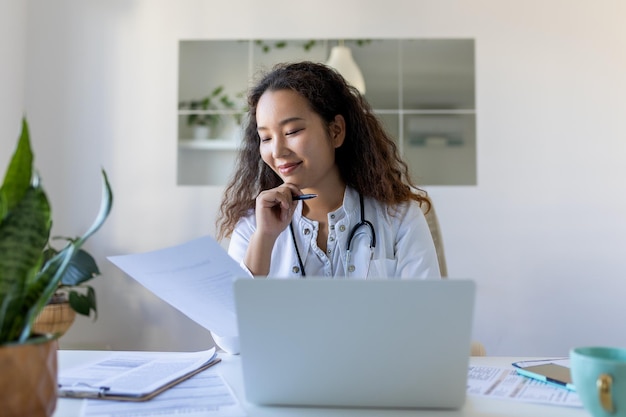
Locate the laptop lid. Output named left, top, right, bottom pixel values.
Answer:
left=234, top=278, right=476, bottom=409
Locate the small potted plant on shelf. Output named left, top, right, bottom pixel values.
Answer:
left=179, top=85, right=241, bottom=140
left=0, top=117, right=113, bottom=417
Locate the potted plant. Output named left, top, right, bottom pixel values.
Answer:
left=178, top=85, right=242, bottom=139
left=32, top=236, right=103, bottom=336
left=0, top=118, right=113, bottom=417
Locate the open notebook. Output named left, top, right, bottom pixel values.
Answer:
left=234, top=278, right=476, bottom=409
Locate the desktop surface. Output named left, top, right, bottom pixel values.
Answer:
left=54, top=351, right=588, bottom=417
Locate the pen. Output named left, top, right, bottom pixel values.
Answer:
left=515, top=368, right=576, bottom=391
left=293, top=194, right=317, bottom=201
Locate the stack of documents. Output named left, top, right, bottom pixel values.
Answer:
left=58, top=348, right=246, bottom=416
left=58, top=348, right=221, bottom=401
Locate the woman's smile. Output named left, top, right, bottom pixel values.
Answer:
left=277, top=161, right=301, bottom=176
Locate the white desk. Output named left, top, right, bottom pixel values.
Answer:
left=53, top=351, right=588, bottom=417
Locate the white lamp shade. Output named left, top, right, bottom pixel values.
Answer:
left=325, top=45, right=366, bottom=94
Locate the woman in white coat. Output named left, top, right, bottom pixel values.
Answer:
left=217, top=61, right=440, bottom=280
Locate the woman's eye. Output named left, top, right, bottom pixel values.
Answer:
left=286, top=128, right=303, bottom=136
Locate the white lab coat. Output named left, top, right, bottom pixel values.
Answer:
left=228, top=186, right=441, bottom=279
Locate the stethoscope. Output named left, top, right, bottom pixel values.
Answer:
left=289, top=193, right=376, bottom=277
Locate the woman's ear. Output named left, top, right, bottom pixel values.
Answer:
left=330, top=114, right=346, bottom=148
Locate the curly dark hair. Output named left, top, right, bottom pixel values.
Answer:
left=216, top=61, right=429, bottom=240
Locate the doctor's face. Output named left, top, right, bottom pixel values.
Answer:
left=256, top=89, right=344, bottom=190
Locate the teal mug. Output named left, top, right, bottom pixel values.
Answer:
left=570, top=347, right=626, bottom=417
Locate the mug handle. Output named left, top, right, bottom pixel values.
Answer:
left=597, top=373, right=615, bottom=414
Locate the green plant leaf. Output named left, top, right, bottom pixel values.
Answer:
left=303, top=40, right=317, bottom=51
left=0, top=184, right=51, bottom=342
left=0, top=118, right=33, bottom=222
left=18, top=243, right=76, bottom=342
left=188, top=114, right=199, bottom=125
left=60, top=249, right=100, bottom=286
left=220, top=95, right=235, bottom=108
left=72, top=169, right=113, bottom=249
left=0, top=119, right=53, bottom=343
left=69, top=286, right=96, bottom=318
left=88, top=285, right=97, bottom=316
left=211, top=86, right=224, bottom=97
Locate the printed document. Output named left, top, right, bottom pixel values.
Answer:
left=58, top=348, right=219, bottom=400
left=80, top=368, right=245, bottom=417
left=108, top=236, right=250, bottom=337
left=467, top=365, right=582, bottom=407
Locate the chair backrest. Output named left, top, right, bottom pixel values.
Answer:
left=421, top=200, right=448, bottom=278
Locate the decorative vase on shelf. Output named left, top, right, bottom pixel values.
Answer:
left=193, top=125, right=211, bottom=140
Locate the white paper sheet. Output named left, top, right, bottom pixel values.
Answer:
left=467, top=365, right=582, bottom=407
left=58, top=348, right=218, bottom=398
left=108, top=236, right=250, bottom=337
left=82, top=369, right=245, bottom=417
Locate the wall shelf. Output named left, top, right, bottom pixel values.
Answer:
left=178, top=139, right=240, bottom=151
left=177, top=39, right=476, bottom=186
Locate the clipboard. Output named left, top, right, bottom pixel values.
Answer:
left=58, top=354, right=221, bottom=401
left=512, top=358, right=575, bottom=391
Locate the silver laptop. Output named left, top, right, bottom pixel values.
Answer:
left=234, top=278, right=476, bottom=409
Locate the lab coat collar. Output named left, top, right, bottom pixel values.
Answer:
left=343, top=186, right=361, bottom=219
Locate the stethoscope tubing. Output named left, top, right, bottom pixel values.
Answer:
left=290, top=193, right=376, bottom=277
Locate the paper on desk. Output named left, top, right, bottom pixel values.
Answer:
left=467, top=365, right=582, bottom=408
left=59, top=348, right=218, bottom=397
left=108, top=236, right=250, bottom=337
left=82, top=368, right=245, bottom=417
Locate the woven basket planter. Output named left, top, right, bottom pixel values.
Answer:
left=33, top=293, right=76, bottom=337
left=33, top=301, right=76, bottom=336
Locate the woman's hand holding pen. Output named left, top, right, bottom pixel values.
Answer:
left=255, top=184, right=303, bottom=240
left=245, top=184, right=315, bottom=276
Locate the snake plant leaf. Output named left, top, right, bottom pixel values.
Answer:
left=18, top=244, right=76, bottom=342
left=0, top=118, right=33, bottom=222
left=0, top=118, right=48, bottom=343
left=0, top=184, right=51, bottom=342
left=73, top=169, right=113, bottom=248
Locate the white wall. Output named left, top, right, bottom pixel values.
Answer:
left=2, top=0, right=625, bottom=355
left=0, top=0, right=26, bottom=147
